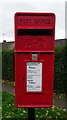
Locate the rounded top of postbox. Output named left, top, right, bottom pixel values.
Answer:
left=15, top=12, right=55, bottom=16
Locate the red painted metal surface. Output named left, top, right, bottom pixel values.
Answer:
left=15, top=12, right=55, bottom=108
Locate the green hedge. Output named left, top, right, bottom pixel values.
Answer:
left=2, top=45, right=67, bottom=93
left=2, top=50, right=14, bottom=81
left=54, top=45, right=67, bottom=93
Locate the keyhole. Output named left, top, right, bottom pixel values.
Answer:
left=22, top=77, right=24, bottom=80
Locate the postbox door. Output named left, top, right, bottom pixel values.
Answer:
left=15, top=52, right=54, bottom=108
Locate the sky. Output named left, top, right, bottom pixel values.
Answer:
left=0, top=0, right=66, bottom=42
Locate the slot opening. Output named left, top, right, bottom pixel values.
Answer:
left=18, top=29, right=52, bottom=36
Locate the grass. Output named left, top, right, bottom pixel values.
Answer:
left=1, top=91, right=67, bottom=119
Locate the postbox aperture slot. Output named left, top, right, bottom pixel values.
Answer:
left=18, top=29, right=52, bottom=35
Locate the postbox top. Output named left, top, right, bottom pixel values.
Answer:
left=15, top=12, right=55, bottom=16
left=15, top=12, right=55, bottom=52
left=15, top=12, right=55, bottom=28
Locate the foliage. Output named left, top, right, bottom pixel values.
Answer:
left=2, top=50, right=14, bottom=81
left=2, top=92, right=67, bottom=119
left=2, top=92, right=27, bottom=119
left=54, top=45, right=67, bottom=93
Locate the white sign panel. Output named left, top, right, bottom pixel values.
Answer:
left=27, top=62, right=42, bottom=92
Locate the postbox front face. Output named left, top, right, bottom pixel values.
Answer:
left=15, top=13, right=55, bottom=108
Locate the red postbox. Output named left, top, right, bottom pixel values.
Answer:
left=15, top=12, right=55, bottom=108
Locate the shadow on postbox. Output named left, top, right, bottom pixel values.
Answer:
left=14, top=12, right=55, bottom=108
